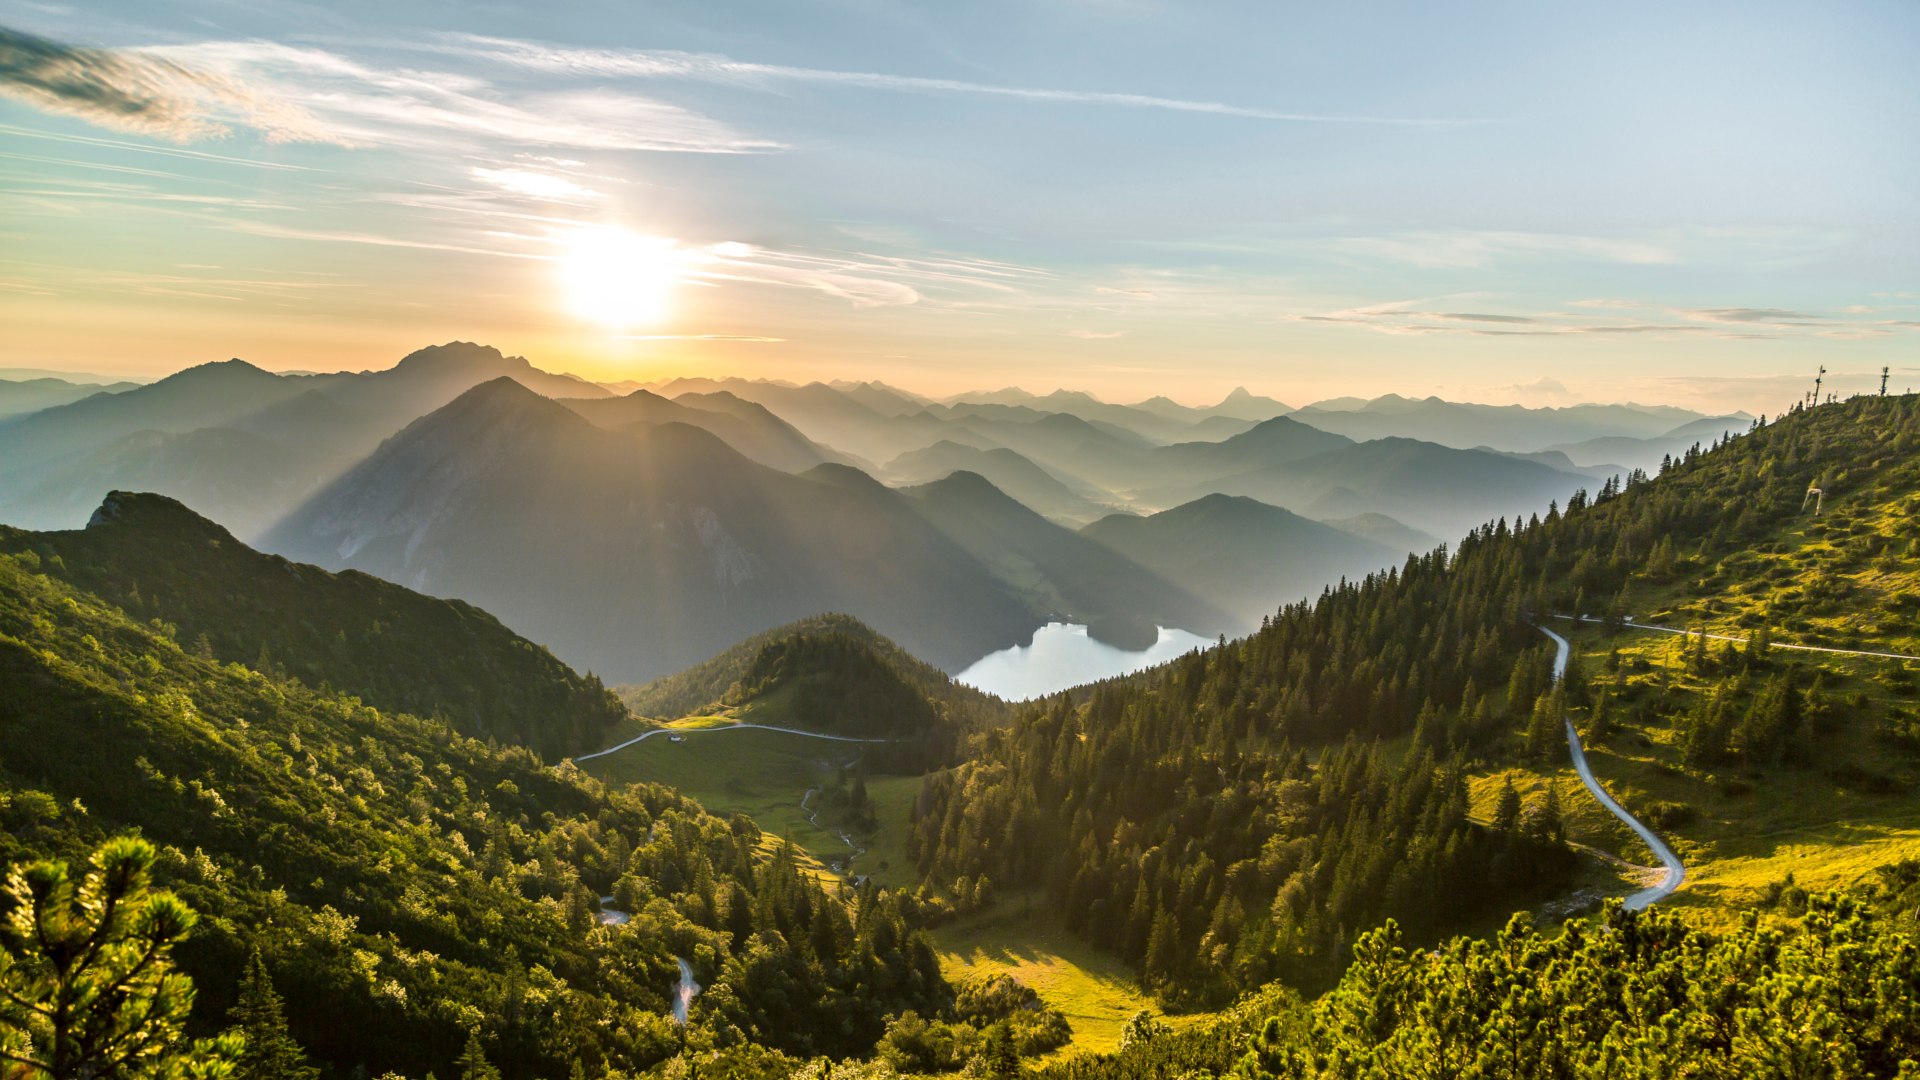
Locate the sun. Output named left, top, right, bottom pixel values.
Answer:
left=557, top=226, right=681, bottom=331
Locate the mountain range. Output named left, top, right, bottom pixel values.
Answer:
left=1, top=343, right=1737, bottom=683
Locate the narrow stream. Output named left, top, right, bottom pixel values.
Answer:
left=673, top=957, right=701, bottom=1025
left=800, top=786, right=866, bottom=876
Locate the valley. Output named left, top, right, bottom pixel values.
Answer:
left=1, top=358, right=1913, bottom=1078
left=2, top=6, right=1908, bottom=1075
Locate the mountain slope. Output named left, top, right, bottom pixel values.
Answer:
left=0, top=375, right=139, bottom=418
left=0, top=490, right=624, bottom=760
left=1144, top=437, right=1589, bottom=542
left=1143, top=415, right=1355, bottom=485
left=1319, top=512, right=1442, bottom=557
left=0, top=358, right=306, bottom=476
left=912, top=392, right=1920, bottom=1012
left=617, top=613, right=1013, bottom=735
left=262, top=378, right=1042, bottom=682
left=13, top=427, right=314, bottom=538
left=882, top=441, right=1112, bottom=524
left=903, top=471, right=1236, bottom=647
left=0, top=540, right=948, bottom=1077
left=1082, top=494, right=1401, bottom=630
left=0, top=342, right=613, bottom=536
left=559, top=388, right=838, bottom=472
left=1547, top=414, right=1750, bottom=472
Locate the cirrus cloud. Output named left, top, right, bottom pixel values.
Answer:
left=0, top=23, right=335, bottom=143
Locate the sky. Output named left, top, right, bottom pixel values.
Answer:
left=0, top=0, right=1915, bottom=412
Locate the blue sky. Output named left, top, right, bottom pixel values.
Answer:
left=1, top=0, right=1915, bottom=410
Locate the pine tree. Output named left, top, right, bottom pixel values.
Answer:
left=228, top=948, right=318, bottom=1080
left=456, top=1030, right=501, bottom=1080
left=1493, top=777, right=1521, bottom=834
left=0, top=836, right=241, bottom=1079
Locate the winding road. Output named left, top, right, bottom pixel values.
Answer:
left=1539, top=625, right=1686, bottom=910
left=573, top=722, right=897, bottom=763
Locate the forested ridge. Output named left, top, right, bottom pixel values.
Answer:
left=4, top=394, right=1916, bottom=1077
left=911, top=393, right=1920, bottom=1006
left=0, top=538, right=952, bottom=1077
left=0, top=491, right=625, bottom=761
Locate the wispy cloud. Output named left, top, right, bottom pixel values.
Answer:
left=1430, top=312, right=1536, bottom=324
left=0, top=121, right=315, bottom=168
left=469, top=166, right=603, bottom=201
left=428, top=33, right=1484, bottom=127
left=1294, top=295, right=1917, bottom=343
left=221, top=219, right=547, bottom=260
left=153, top=40, right=782, bottom=154
left=1683, top=307, right=1824, bottom=326
left=0, top=24, right=335, bottom=143
left=1066, top=329, right=1127, bottom=339
left=1338, top=230, right=1675, bottom=269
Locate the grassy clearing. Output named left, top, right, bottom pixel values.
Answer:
left=926, top=895, right=1204, bottom=1059
left=579, top=726, right=876, bottom=884
left=1491, top=618, right=1920, bottom=926
left=580, top=724, right=1176, bottom=1054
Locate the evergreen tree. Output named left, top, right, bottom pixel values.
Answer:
left=0, top=837, right=241, bottom=1080
left=228, top=948, right=318, bottom=1080
left=456, top=1030, right=501, bottom=1080
left=1492, top=777, right=1521, bottom=834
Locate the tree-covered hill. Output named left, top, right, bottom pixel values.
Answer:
left=910, top=394, right=1920, bottom=1010
left=618, top=613, right=1013, bottom=736
left=0, top=539, right=954, bottom=1077
left=1471, top=390, right=1920, bottom=909
left=0, top=491, right=625, bottom=761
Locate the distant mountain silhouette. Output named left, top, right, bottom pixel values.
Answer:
left=1082, top=494, right=1400, bottom=630
left=559, top=388, right=840, bottom=472
left=262, top=378, right=1047, bottom=682
left=1139, top=437, right=1590, bottom=543
left=883, top=441, right=1112, bottom=524
left=1290, top=395, right=1726, bottom=452
left=903, top=470, right=1234, bottom=647
left=1548, top=415, right=1749, bottom=472
left=0, top=342, right=610, bottom=536
left=0, top=375, right=139, bottom=419
left=1318, top=512, right=1442, bottom=558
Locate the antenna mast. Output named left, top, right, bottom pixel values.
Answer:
left=1884, top=366, right=1892, bottom=396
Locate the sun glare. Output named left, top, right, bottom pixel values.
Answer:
left=558, top=227, right=681, bottom=331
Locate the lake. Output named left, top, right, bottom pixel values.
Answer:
left=954, top=622, right=1213, bottom=701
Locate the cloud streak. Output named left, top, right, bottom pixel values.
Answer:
left=430, top=34, right=1484, bottom=127
left=0, top=24, right=335, bottom=143
left=153, top=40, right=782, bottom=154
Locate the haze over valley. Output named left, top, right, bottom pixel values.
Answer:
left=0, top=341, right=1746, bottom=684
left=2, top=3, right=1916, bottom=1078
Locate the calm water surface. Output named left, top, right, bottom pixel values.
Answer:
left=955, top=622, right=1211, bottom=701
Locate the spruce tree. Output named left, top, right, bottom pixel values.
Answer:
left=1493, top=777, right=1522, bottom=834
left=457, top=1029, right=501, bottom=1080
left=228, top=948, right=318, bottom=1080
